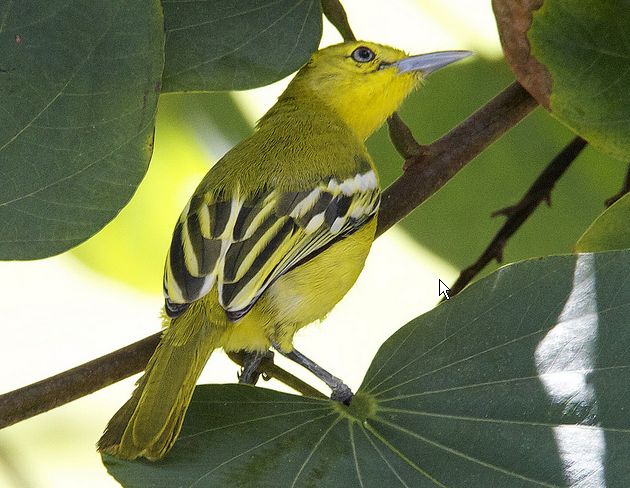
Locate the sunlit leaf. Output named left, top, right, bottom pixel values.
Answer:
left=162, top=0, right=323, bottom=92
left=0, top=1, right=164, bottom=259
left=576, top=193, right=630, bottom=252
left=104, top=249, right=630, bottom=487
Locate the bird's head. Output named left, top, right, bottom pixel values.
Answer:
left=285, top=41, right=471, bottom=140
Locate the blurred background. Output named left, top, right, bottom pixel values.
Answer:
left=0, top=0, right=625, bottom=486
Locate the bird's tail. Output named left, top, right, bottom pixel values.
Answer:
left=97, top=308, right=224, bottom=460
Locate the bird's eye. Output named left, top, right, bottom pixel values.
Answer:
left=351, top=46, right=376, bottom=63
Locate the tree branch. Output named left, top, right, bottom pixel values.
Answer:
left=386, top=113, right=430, bottom=168
left=0, top=80, right=538, bottom=430
left=0, top=333, right=161, bottom=430
left=377, top=81, right=538, bottom=236
left=448, top=136, right=588, bottom=297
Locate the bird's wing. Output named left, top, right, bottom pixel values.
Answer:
left=163, top=170, right=380, bottom=320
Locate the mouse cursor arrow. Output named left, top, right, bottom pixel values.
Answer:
left=438, top=279, right=451, bottom=300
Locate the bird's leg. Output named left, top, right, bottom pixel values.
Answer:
left=238, top=350, right=274, bottom=385
left=272, top=343, right=353, bottom=405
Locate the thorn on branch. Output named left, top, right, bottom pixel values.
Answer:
left=605, top=163, right=630, bottom=207
left=448, top=135, right=588, bottom=298
left=376, top=82, right=538, bottom=237
left=493, top=192, right=552, bottom=219
left=491, top=205, right=516, bottom=218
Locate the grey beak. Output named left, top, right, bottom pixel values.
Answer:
left=394, top=50, right=472, bottom=76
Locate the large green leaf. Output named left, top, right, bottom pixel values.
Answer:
left=104, top=249, right=630, bottom=487
left=493, top=0, right=630, bottom=160
left=576, top=193, right=630, bottom=252
left=161, top=0, right=323, bottom=92
left=0, top=1, right=164, bottom=259
left=530, top=0, right=630, bottom=160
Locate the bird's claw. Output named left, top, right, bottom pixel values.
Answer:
left=239, top=350, right=274, bottom=385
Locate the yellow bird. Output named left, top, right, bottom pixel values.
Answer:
left=98, top=41, right=470, bottom=461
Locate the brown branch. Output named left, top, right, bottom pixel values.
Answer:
left=377, top=81, right=538, bottom=236
left=0, top=333, right=161, bottom=430
left=605, top=162, right=630, bottom=207
left=448, top=136, right=588, bottom=297
left=321, top=0, right=356, bottom=41
left=0, top=81, right=538, bottom=430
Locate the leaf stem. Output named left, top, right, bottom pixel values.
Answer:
left=226, top=351, right=327, bottom=400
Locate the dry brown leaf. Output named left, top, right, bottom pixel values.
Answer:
left=492, top=0, right=552, bottom=109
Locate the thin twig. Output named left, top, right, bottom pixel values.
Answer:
left=605, top=163, right=630, bottom=207
left=448, top=136, right=588, bottom=297
left=321, top=0, right=356, bottom=41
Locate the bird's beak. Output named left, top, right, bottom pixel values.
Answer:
left=393, top=50, right=472, bottom=76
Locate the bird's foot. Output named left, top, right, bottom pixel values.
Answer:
left=272, top=342, right=353, bottom=405
left=238, top=350, right=274, bottom=385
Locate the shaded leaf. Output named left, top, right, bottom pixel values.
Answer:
left=105, top=249, right=630, bottom=487
left=0, top=1, right=164, bottom=259
left=576, top=193, right=630, bottom=252
left=493, top=0, right=630, bottom=160
left=162, top=0, right=323, bottom=92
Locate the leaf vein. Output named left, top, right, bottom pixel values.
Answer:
left=372, top=417, right=561, bottom=487
left=290, top=416, right=341, bottom=488
left=164, top=0, right=307, bottom=80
